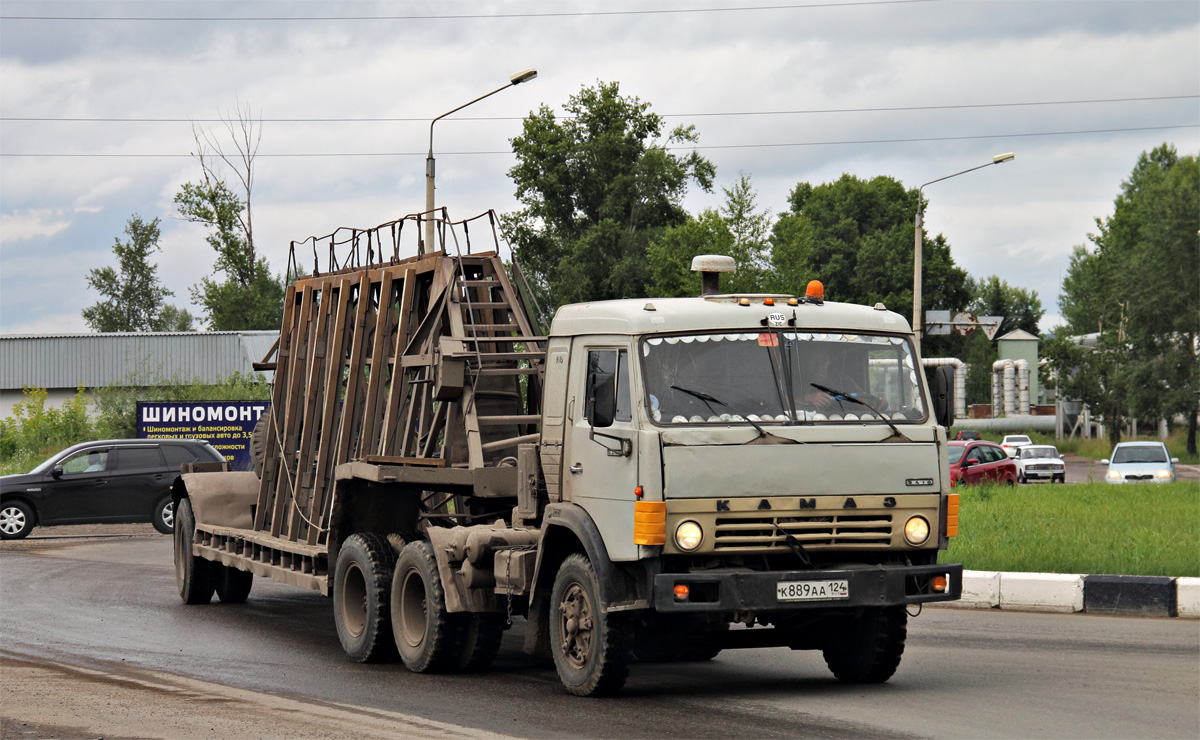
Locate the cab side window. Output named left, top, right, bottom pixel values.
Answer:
left=584, top=349, right=631, bottom=423
left=61, top=449, right=108, bottom=475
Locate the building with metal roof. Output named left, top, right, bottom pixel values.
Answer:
left=0, top=331, right=276, bottom=417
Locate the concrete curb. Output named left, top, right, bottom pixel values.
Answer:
left=928, top=570, right=1198, bottom=618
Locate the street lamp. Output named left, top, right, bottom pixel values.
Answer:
left=424, top=68, right=538, bottom=252
left=912, top=152, right=1014, bottom=354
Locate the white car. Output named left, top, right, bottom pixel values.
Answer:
left=1000, top=434, right=1033, bottom=458
left=1102, top=442, right=1178, bottom=484
left=1016, top=445, right=1066, bottom=484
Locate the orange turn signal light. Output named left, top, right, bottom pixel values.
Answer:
left=932, top=575, right=948, bottom=593
left=634, top=501, right=666, bottom=546
left=634, top=486, right=644, bottom=498
left=763, top=297, right=775, bottom=306
left=673, top=584, right=690, bottom=601
left=946, top=493, right=959, bottom=537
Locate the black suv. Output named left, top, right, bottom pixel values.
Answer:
left=0, top=439, right=224, bottom=540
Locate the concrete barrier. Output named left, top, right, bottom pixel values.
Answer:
left=957, top=570, right=1001, bottom=608
left=1177, top=577, right=1200, bottom=619
left=998, top=572, right=1084, bottom=613
left=929, top=571, right=1198, bottom=618
left=1083, top=575, right=1177, bottom=618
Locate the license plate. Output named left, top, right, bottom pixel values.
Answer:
left=776, top=579, right=850, bottom=602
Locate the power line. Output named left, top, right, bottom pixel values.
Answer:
left=2, top=95, right=1195, bottom=124
left=0, top=0, right=935, bottom=22
left=2, top=124, right=1194, bottom=158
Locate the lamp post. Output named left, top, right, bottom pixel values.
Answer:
left=913, top=152, right=1014, bottom=354
left=424, top=68, right=538, bottom=252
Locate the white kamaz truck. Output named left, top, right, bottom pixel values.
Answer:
left=173, top=210, right=962, bottom=696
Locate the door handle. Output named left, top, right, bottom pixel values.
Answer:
left=93, top=480, right=107, bottom=486
left=569, top=463, right=583, bottom=474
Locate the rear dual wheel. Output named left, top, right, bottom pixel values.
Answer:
left=333, top=533, right=398, bottom=663
left=174, top=497, right=215, bottom=604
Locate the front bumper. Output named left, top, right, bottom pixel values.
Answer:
left=653, top=562, right=962, bottom=613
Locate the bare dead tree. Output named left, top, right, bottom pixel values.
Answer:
left=190, top=98, right=262, bottom=256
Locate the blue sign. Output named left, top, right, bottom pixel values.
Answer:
left=137, top=401, right=269, bottom=471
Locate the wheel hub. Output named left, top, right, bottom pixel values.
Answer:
left=0, top=507, right=25, bottom=535
left=559, top=583, right=594, bottom=669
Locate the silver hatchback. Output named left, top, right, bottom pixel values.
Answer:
left=1101, top=442, right=1178, bottom=484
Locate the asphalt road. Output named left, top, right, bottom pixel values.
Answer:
left=1, top=533, right=1197, bottom=739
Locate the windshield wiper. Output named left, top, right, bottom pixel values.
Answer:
left=808, top=382, right=911, bottom=442
left=670, top=384, right=772, bottom=438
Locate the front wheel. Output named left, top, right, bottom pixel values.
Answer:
left=822, top=606, right=907, bottom=683
left=1017, top=472, right=1026, bottom=485
left=0, top=501, right=35, bottom=540
left=174, top=497, right=215, bottom=604
left=549, top=553, right=634, bottom=696
left=153, top=496, right=174, bottom=534
left=333, top=533, right=398, bottom=663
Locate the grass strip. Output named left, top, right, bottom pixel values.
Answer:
left=939, top=481, right=1200, bottom=577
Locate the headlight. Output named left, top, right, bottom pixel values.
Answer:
left=903, top=516, right=930, bottom=546
left=674, top=521, right=703, bottom=551
left=1156, top=469, right=1172, bottom=479
left=1107, top=469, right=1121, bottom=480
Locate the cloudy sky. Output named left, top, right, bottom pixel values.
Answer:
left=2, top=0, right=1197, bottom=336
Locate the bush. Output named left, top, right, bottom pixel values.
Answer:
left=0, top=387, right=95, bottom=475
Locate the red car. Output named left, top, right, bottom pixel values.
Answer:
left=948, top=441, right=1017, bottom=487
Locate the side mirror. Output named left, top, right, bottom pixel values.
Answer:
left=934, top=365, right=955, bottom=428
left=1171, top=457, right=1179, bottom=464
left=51, top=464, right=64, bottom=478
left=1100, top=459, right=1110, bottom=465
left=964, top=458, right=979, bottom=467
left=588, top=370, right=617, bottom=429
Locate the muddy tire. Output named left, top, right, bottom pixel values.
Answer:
left=391, top=540, right=459, bottom=673
left=333, top=533, right=398, bottom=663
left=152, top=496, right=174, bottom=534
left=453, top=613, right=506, bottom=672
left=822, top=606, right=907, bottom=683
left=174, top=497, right=215, bottom=604
left=215, top=565, right=254, bottom=603
left=549, top=553, right=634, bottom=697
left=0, top=500, right=35, bottom=540
left=250, top=412, right=269, bottom=478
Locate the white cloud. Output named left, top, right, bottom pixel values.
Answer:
left=0, top=209, right=73, bottom=243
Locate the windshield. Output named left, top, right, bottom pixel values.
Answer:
left=641, top=330, right=926, bottom=425
left=1021, top=447, right=1059, bottom=459
left=1112, top=445, right=1168, bottom=464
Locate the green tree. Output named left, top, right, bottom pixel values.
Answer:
left=769, top=174, right=970, bottom=318
left=177, top=104, right=284, bottom=331
left=82, top=215, right=195, bottom=332
left=646, top=173, right=771, bottom=296
left=504, top=81, right=715, bottom=317
left=966, top=275, right=1044, bottom=337
left=1056, top=144, right=1198, bottom=453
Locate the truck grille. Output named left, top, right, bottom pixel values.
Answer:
left=713, top=513, right=894, bottom=550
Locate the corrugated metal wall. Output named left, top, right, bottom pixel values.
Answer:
left=0, top=331, right=277, bottom=389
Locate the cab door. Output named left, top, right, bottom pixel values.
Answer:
left=562, top=342, right=640, bottom=560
